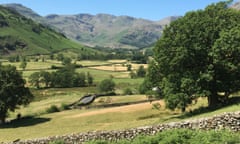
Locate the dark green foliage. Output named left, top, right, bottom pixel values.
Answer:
left=86, top=129, right=240, bottom=144
left=31, top=24, right=42, bottom=34
left=119, top=30, right=160, bottom=48
left=139, top=60, right=162, bottom=95
left=212, top=25, right=240, bottom=99
left=0, top=35, right=26, bottom=52
left=29, top=71, right=51, bottom=88
left=136, top=65, right=146, bottom=77
left=139, top=79, right=152, bottom=94
left=146, top=1, right=240, bottom=110
left=123, top=88, right=133, bottom=95
left=0, top=64, right=33, bottom=123
left=62, top=57, right=72, bottom=65
left=50, top=65, right=75, bottom=88
left=129, top=71, right=137, bottom=79
left=131, top=51, right=148, bottom=64
left=98, top=79, right=115, bottom=93
left=87, top=72, right=94, bottom=86
left=49, top=140, right=65, bottom=144
left=56, top=53, right=64, bottom=61
left=46, top=105, right=60, bottom=113
left=29, top=66, right=93, bottom=89
left=60, top=103, right=69, bottom=110
left=73, top=72, right=86, bottom=87
left=126, top=64, right=132, bottom=71
left=19, top=60, right=27, bottom=70
left=0, top=14, right=8, bottom=27
left=8, top=55, right=20, bottom=62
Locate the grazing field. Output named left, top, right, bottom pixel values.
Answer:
left=1, top=94, right=240, bottom=142
left=1, top=60, right=240, bottom=143
left=1, top=60, right=144, bottom=84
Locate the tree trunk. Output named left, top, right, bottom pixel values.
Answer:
left=0, top=117, right=5, bottom=124
left=181, top=107, right=186, bottom=113
left=208, top=94, right=219, bottom=108
left=0, top=110, right=7, bottom=124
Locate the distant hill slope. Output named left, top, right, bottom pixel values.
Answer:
left=0, top=5, right=96, bottom=56
left=231, top=1, right=240, bottom=10
left=3, top=4, right=180, bottom=49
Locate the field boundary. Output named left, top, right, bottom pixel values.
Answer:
left=7, top=111, right=240, bottom=144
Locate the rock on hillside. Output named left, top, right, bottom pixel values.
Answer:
left=3, top=4, right=180, bottom=49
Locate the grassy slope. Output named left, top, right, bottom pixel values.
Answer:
left=0, top=61, right=239, bottom=142
left=0, top=6, right=98, bottom=56
left=1, top=94, right=239, bottom=142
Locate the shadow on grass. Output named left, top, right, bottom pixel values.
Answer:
left=165, top=96, right=240, bottom=121
left=0, top=116, right=51, bottom=128
left=176, top=96, right=240, bottom=119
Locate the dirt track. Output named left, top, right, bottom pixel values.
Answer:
left=70, top=100, right=164, bottom=118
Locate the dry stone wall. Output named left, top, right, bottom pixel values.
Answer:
left=6, top=111, right=240, bottom=144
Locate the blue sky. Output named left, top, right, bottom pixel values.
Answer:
left=0, top=0, right=238, bottom=21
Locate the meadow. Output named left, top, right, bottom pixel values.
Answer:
left=0, top=59, right=239, bottom=142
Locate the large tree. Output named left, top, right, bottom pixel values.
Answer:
left=0, top=64, right=33, bottom=123
left=148, top=1, right=240, bottom=111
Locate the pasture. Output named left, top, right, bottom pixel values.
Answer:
left=0, top=59, right=239, bottom=142
left=1, top=94, right=240, bottom=142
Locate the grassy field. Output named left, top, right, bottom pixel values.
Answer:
left=1, top=94, right=239, bottom=142
left=1, top=60, right=144, bottom=86
left=0, top=60, right=239, bottom=142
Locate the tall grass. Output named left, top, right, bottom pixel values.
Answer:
left=86, top=129, right=240, bottom=144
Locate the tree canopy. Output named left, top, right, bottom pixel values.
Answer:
left=98, top=79, right=115, bottom=93
left=146, top=1, right=240, bottom=111
left=0, top=64, right=33, bottom=123
left=29, top=65, right=92, bottom=88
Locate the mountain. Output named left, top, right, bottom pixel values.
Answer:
left=2, top=3, right=44, bottom=23
left=231, top=1, right=240, bottom=10
left=0, top=5, right=96, bottom=56
left=3, top=4, right=179, bottom=49
left=45, top=14, right=170, bottom=49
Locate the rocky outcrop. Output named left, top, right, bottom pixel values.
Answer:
left=6, top=111, right=240, bottom=144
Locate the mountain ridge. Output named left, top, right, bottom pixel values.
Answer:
left=3, top=3, right=180, bottom=49
left=0, top=5, right=97, bottom=56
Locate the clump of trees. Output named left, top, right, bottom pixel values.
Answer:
left=29, top=65, right=94, bottom=88
left=142, top=1, right=240, bottom=111
left=0, top=64, right=33, bottom=124
left=98, top=79, right=116, bottom=93
left=129, top=65, right=146, bottom=79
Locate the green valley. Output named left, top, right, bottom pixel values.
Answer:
left=0, top=6, right=98, bottom=57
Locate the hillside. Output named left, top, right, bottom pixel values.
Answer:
left=3, top=4, right=179, bottom=49
left=231, top=1, right=240, bottom=10
left=44, top=14, right=172, bottom=49
left=0, top=5, right=96, bottom=56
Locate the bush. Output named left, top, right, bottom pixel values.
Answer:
left=49, top=140, right=65, bottom=144
left=123, top=88, right=133, bottom=95
left=46, top=105, right=60, bottom=113
left=51, top=65, right=61, bottom=69
left=85, top=129, right=240, bottom=144
left=98, top=79, right=115, bottom=93
left=60, top=103, right=69, bottom=110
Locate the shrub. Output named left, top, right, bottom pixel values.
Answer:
left=98, top=79, right=115, bottom=93
left=46, top=105, right=60, bottom=113
left=152, top=103, right=161, bottom=110
left=123, top=88, right=133, bottom=95
left=60, top=103, right=69, bottom=110
left=49, top=140, right=65, bottom=144
left=85, top=129, right=240, bottom=144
